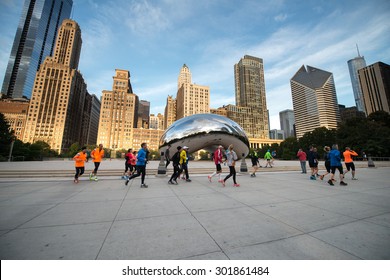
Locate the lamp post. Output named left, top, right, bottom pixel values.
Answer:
left=8, top=140, right=15, bottom=162
left=240, top=152, right=248, bottom=173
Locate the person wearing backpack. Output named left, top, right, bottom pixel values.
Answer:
left=168, top=146, right=182, bottom=185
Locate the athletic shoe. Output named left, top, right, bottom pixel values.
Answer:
left=168, top=180, right=173, bottom=184
left=89, top=173, right=93, bottom=180
left=352, top=177, right=358, bottom=180
left=319, top=175, right=324, bottom=180
left=208, top=176, right=212, bottom=182
left=186, top=179, right=192, bottom=182
left=310, top=175, right=316, bottom=180
left=221, top=180, right=225, bottom=187
left=328, top=180, right=334, bottom=186
left=141, top=184, right=148, bottom=188
left=233, top=183, right=240, bottom=187
left=173, top=180, right=178, bottom=185
left=74, top=179, right=78, bottom=184
left=125, top=179, right=129, bottom=186
left=340, top=181, right=348, bottom=186
left=94, top=177, right=98, bottom=181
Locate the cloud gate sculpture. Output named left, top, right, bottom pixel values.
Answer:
left=159, top=114, right=250, bottom=159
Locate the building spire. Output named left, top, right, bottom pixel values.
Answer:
left=356, top=43, right=361, bottom=57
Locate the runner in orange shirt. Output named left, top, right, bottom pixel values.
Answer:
left=73, top=146, right=88, bottom=183
left=90, top=144, right=104, bottom=181
left=343, top=147, right=358, bottom=180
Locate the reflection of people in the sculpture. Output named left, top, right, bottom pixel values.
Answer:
left=208, top=145, right=224, bottom=183
left=180, top=146, right=191, bottom=182
left=221, top=144, right=240, bottom=187
left=168, top=146, right=182, bottom=185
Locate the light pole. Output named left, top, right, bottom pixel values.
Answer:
left=8, top=140, right=15, bottom=162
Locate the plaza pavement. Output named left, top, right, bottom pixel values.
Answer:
left=0, top=159, right=389, bottom=260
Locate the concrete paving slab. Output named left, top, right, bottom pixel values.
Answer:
left=178, top=192, right=246, bottom=212
left=180, top=251, right=229, bottom=260
left=310, top=220, right=390, bottom=259
left=20, top=200, right=123, bottom=228
left=336, top=192, right=390, bottom=210
left=66, top=190, right=127, bottom=203
left=364, top=213, right=390, bottom=228
left=0, top=222, right=111, bottom=260
left=225, top=234, right=359, bottom=260
left=193, top=207, right=302, bottom=250
left=0, top=190, right=79, bottom=206
left=298, top=196, right=390, bottom=220
left=224, top=190, right=291, bottom=206
left=253, top=201, right=357, bottom=232
left=0, top=204, right=56, bottom=230
left=116, top=196, right=189, bottom=220
left=97, top=214, right=221, bottom=260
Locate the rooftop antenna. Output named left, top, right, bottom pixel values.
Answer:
left=356, top=43, right=361, bottom=57
left=70, top=5, right=74, bottom=19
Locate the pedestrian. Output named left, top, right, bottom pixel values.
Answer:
left=73, top=146, right=88, bottom=183
left=264, top=149, right=273, bottom=168
left=328, top=144, right=348, bottom=186
left=249, top=149, right=259, bottom=177
left=362, top=151, right=367, bottom=161
left=319, top=146, right=331, bottom=180
left=122, top=148, right=135, bottom=179
left=221, top=144, right=240, bottom=187
left=165, top=144, right=171, bottom=168
left=125, top=142, right=149, bottom=188
left=208, top=145, right=224, bottom=182
left=343, top=147, right=358, bottom=180
left=180, top=146, right=191, bottom=182
left=297, top=148, right=307, bottom=173
left=308, top=145, right=319, bottom=180
left=168, top=146, right=182, bottom=185
left=90, top=144, right=104, bottom=181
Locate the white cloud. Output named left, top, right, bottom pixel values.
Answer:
left=274, top=13, right=287, bottom=22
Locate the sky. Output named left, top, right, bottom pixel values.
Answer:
left=0, top=0, right=389, bottom=130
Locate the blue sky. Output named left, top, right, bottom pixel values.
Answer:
left=1, top=0, right=389, bottom=130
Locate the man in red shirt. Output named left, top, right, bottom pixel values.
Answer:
left=208, top=145, right=224, bottom=183
left=297, top=148, right=307, bottom=174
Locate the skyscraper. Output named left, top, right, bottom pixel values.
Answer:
left=279, top=109, right=295, bottom=138
left=1, top=0, right=73, bottom=99
left=175, top=64, right=210, bottom=119
left=231, top=55, right=269, bottom=138
left=23, top=19, right=87, bottom=153
left=291, top=65, right=340, bottom=138
left=164, top=95, right=176, bottom=129
left=96, top=69, right=139, bottom=150
left=348, top=47, right=366, bottom=113
left=358, top=61, right=390, bottom=115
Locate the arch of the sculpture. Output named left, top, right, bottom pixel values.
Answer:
left=159, top=114, right=250, bottom=159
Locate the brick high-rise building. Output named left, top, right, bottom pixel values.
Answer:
left=96, top=69, right=139, bottom=150
left=164, top=95, right=176, bottom=129
left=23, top=19, right=88, bottom=153
left=0, top=98, right=29, bottom=140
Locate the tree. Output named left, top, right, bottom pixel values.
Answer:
left=68, top=142, right=80, bottom=157
left=279, top=137, right=299, bottom=159
left=0, top=112, right=15, bottom=159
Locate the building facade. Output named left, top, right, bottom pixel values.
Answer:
left=149, top=113, right=164, bottom=130
left=0, top=98, right=29, bottom=140
left=279, top=109, right=295, bottom=138
left=358, top=61, right=390, bottom=115
left=164, top=95, right=176, bottom=129
left=291, top=65, right=340, bottom=138
left=96, top=69, right=139, bottom=150
left=348, top=52, right=367, bottom=113
left=233, top=55, right=269, bottom=138
left=2, top=0, right=73, bottom=99
left=175, top=64, right=210, bottom=119
left=23, top=19, right=87, bottom=153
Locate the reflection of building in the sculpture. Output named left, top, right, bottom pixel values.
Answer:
left=159, top=114, right=249, bottom=159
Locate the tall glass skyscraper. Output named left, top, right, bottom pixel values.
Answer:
left=1, top=0, right=73, bottom=99
left=348, top=49, right=366, bottom=114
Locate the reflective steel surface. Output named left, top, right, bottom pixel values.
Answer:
left=159, top=114, right=250, bottom=158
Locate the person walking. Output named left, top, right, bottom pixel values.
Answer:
left=249, top=149, right=260, bottom=177
left=308, top=146, right=319, bottom=180
left=180, top=146, right=191, bottom=182
left=125, top=143, right=149, bottom=188
left=208, top=145, right=224, bottom=182
left=343, top=147, right=358, bottom=180
left=90, top=144, right=104, bottom=181
left=73, top=146, right=88, bottom=183
left=264, top=149, right=273, bottom=168
left=221, top=144, right=240, bottom=187
left=168, top=146, right=182, bottom=185
left=297, top=148, right=307, bottom=174
left=165, top=144, right=171, bottom=168
left=122, top=148, right=135, bottom=179
left=328, top=144, right=348, bottom=186
left=319, top=146, right=331, bottom=181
